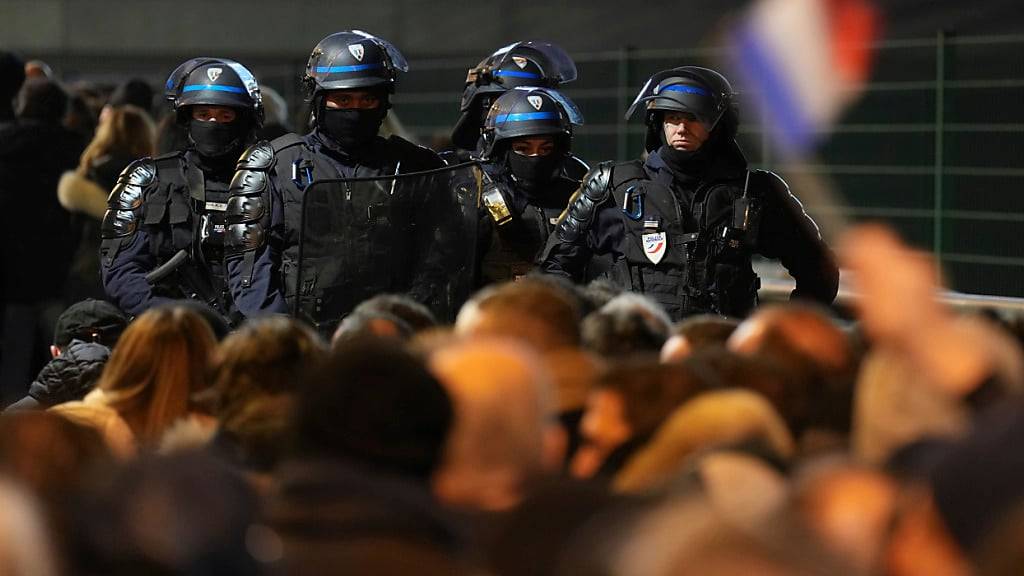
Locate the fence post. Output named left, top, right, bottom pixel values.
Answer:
left=933, top=30, right=946, bottom=269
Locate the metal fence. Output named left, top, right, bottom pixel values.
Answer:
left=48, top=32, right=1024, bottom=297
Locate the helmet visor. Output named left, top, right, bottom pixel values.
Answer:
left=351, top=30, right=409, bottom=72
left=492, top=41, right=577, bottom=83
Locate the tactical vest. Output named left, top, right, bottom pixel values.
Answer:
left=605, top=160, right=762, bottom=319
left=144, top=152, right=234, bottom=312
left=477, top=172, right=574, bottom=285
left=271, top=135, right=440, bottom=324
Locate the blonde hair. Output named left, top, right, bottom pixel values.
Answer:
left=96, top=306, right=215, bottom=444
left=77, top=104, right=155, bottom=175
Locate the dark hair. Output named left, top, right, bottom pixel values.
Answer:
left=596, top=360, right=706, bottom=438
left=582, top=295, right=672, bottom=358
left=16, top=78, right=68, bottom=122
left=673, top=315, right=740, bottom=352
left=108, top=78, right=154, bottom=116
left=0, top=51, right=26, bottom=109
left=294, top=338, right=453, bottom=480
left=352, top=294, right=437, bottom=333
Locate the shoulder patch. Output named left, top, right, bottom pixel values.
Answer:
left=236, top=141, right=276, bottom=171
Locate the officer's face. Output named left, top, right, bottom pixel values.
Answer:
left=324, top=90, right=381, bottom=110
left=191, top=105, right=237, bottom=123
left=510, top=136, right=556, bottom=157
left=662, top=111, right=709, bottom=151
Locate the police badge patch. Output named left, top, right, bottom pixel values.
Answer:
left=527, top=95, right=544, bottom=111
left=348, top=43, right=365, bottom=61
left=642, top=232, right=667, bottom=265
left=207, top=68, right=222, bottom=82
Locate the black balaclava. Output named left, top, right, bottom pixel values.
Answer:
left=188, top=115, right=249, bottom=160
left=317, top=91, right=387, bottom=153
left=506, top=149, right=563, bottom=196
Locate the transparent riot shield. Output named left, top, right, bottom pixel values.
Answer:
left=295, top=162, right=483, bottom=335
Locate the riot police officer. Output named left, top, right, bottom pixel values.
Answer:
left=473, top=87, right=586, bottom=284
left=100, top=58, right=263, bottom=319
left=543, top=66, right=839, bottom=320
left=448, top=40, right=587, bottom=178
left=224, top=31, right=447, bottom=328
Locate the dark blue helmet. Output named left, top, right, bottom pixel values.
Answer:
left=165, top=58, right=263, bottom=127
left=626, top=66, right=737, bottom=152
left=452, top=41, right=577, bottom=151
left=480, top=87, right=583, bottom=160
left=302, top=30, right=408, bottom=98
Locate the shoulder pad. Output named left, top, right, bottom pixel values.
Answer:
left=115, top=158, right=156, bottom=187
left=581, top=162, right=614, bottom=203
left=101, top=208, right=139, bottom=239
left=236, top=141, right=275, bottom=171
left=556, top=162, right=614, bottom=243
left=749, top=169, right=788, bottom=198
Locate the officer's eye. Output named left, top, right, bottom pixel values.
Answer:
left=361, top=95, right=380, bottom=108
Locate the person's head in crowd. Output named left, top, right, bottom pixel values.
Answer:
left=207, top=316, right=327, bottom=470
left=24, top=59, right=52, bottom=79
left=0, top=478, right=60, bottom=576
left=544, top=347, right=604, bottom=466
left=614, top=389, right=795, bottom=494
left=790, top=456, right=899, bottom=573
left=294, top=338, right=452, bottom=481
left=581, top=293, right=672, bottom=358
left=661, top=314, right=739, bottom=362
left=4, top=300, right=128, bottom=412
left=106, top=78, right=154, bottom=117
left=572, top=360, right=705, bottom=479
left=0, top=51, right=26, bottom=121
left=78, top=103, right=155, bottom=175
left=93, top=306, right=216, bottom=444
left=16, top=78, right=68, bottom=124
left=52, top=299, right=128, bottom=357
left=729, top=303, right=852, bottom=374
left=684, top=347, right=812, bottom=439
left=694, top=448, right=789, bottom=530
left=65, top=89, right=99, bottom=138
left=729, top=303, right=856, bottom=441
left=580, top=278, right=624, bottom=312
left=0, top=412, right=111, bottom=560
left=430, top=338, right=561, bottom=511
left=331, top=310, right=413, bottom=347
left=71, top=452, right=269, bottom=575
left=353, top=293, right=438, bottom=333
left=456, top=279, right=581, bottom=352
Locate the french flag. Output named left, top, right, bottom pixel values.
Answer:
left=729, top=0, right=880, bottom=156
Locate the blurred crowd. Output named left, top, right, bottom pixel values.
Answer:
left=4, top=51, right=1024, bottom=576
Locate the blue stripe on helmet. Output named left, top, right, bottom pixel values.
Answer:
left=182, top=84, right=246, bottom=94
left=494, top=69, right=542, bottom=79
left=497, top=111, right=559, bottom=123
left=314, top=63, right=384, bottom=73
left=662, top=84, right=711, bottom=97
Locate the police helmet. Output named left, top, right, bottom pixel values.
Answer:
left=165, top=58, right=264, bottom=127
left=452, top=41, right=577, bottom=150
left=625, top=66, right=736, bottom=152
left=302, top=30, right=408, bottom=99
left=480, top=87, right=583, bottom=160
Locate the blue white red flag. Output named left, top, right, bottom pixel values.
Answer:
left=729, top=0, right=880, bottom=156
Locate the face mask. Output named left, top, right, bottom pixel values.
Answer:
left=188, top=119, right=246, bottom=159
left=318, top=108, right=384, bottom=151
left=507, top=151, right=562, bottom=194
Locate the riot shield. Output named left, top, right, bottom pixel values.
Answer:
left=295, top=162, right=483, bottom=334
